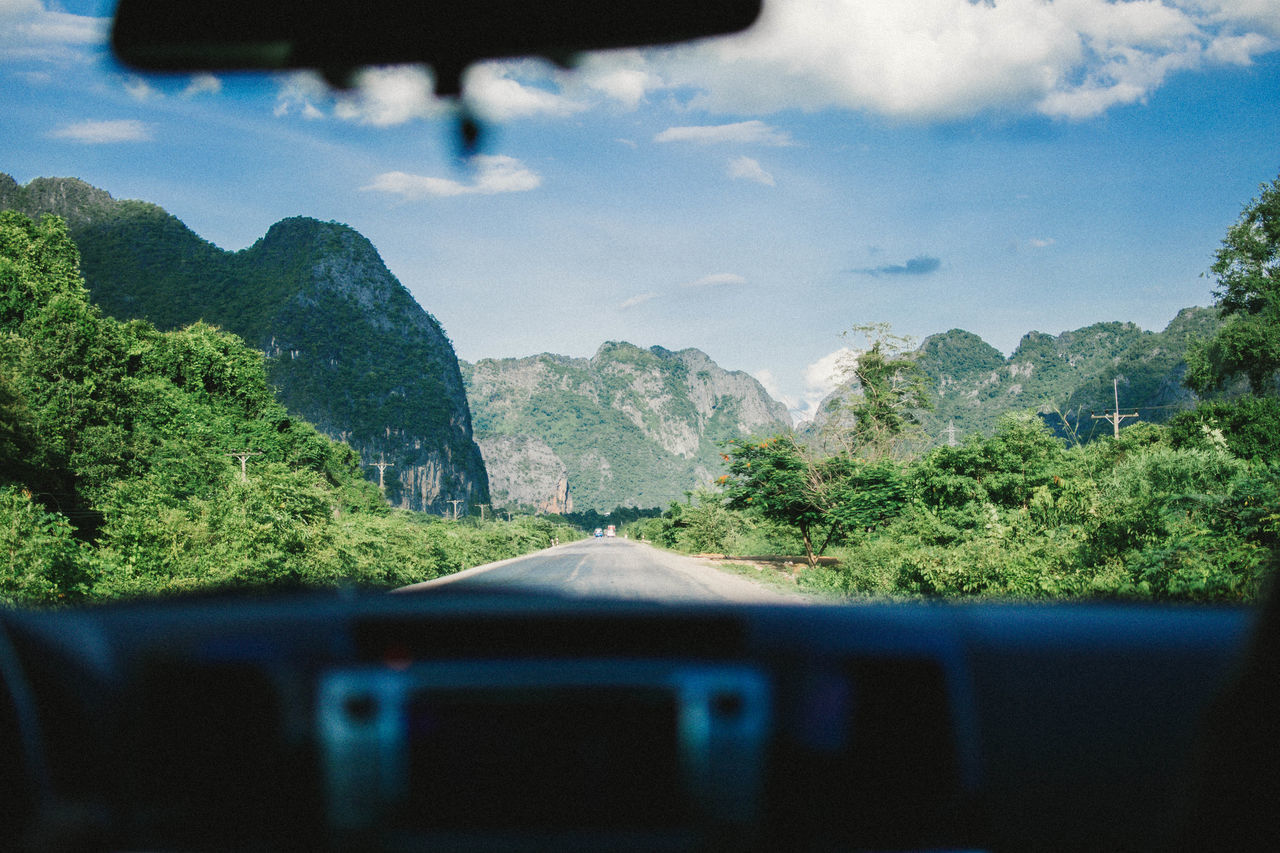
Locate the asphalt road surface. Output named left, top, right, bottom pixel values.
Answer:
left=398, top=537, right=800, bottom=604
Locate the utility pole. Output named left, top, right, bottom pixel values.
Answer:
left=226, top=450, right=262, bottom=482
left=478, top=503, right=490, bottom=522
left=1091, top=378, right=1139, bottom=439
left=943, top=421, right=960, bottom=447
left=447, top=499, right=464, bottom=520
left=366, top=454, right=394, bottom=491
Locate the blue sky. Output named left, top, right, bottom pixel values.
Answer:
left=3, top=0, right=1280, bottom=420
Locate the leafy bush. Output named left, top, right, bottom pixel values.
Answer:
left=0, top=487, right=90, bottom=606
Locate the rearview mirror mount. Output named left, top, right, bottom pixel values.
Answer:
left=111, top=0, right=762, bottom=96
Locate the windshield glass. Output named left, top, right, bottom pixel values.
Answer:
left=2, top=0, right=1278, bottom=606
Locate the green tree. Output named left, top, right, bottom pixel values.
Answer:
left=823, top=323, right=932, bottom=459
left=0, top=370, right=33, bottom=483
left=1167, top=397, right=1280, bottom=461
left=0, top=486, right=89, bottom=606
left=1186, top=174, right=1280, bottom=395
left=721, top=435, right=842, bottom=566
left=826, top=457, right=908, bottom=535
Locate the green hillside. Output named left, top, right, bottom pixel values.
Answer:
left=0, top=173, right=487, bottom=514
left=464, top=343, right=792, bottom=512
left=0, top=211, right=573, bottom=606
left=814, top=309, right=1224, bottom=448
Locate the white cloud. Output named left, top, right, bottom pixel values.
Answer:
left=754, top=349, right=860, bottom=424
left=48, top=119, right=151, bottom=144
left=14, top=69, right=51, bottom=85
left=182, top=74, right=222, bottom=98
left=727, top=155, right=775, bottom=186
left=682, top=272, right=747, bottom=288
left=123, top=76, right=158, bottom=101
left=797, top=347, right=857, bottom=418
left=465, top=63, right=586, bottom=120
left=584, top=67, right=662, bottom=109
left=655, top=120, right=793, bottom=146
left=1029, top=237, right=1056, bottom=248
left=621, top=292, right=658, bottom=309
left=571, top=51, right=666, bottom=109
left=0, top=0, right=106, bottom=63
left=362, top=155, right=542, bottom=199
left=1205, top=31, right=1274, bottom=64
left=119, top=72, right=219, bottom=102
left=334, top=67, right=443, bottom=126
left=652, top=0, right=1279, bottom=121
left=274, top=72, right=332, bottom=120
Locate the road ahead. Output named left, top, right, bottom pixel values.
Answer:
left=398, top=538, right=799, bottom=604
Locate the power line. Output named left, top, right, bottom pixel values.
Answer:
left=943, top=420, right=960, bottom=447
left=226, top=450, right=262, bottom=481
left=366, top=453, right=394, bottom=491
left=1090, top=379, right=1139, bottom=439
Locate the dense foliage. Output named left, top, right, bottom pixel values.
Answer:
left=562, top=505, right=662, bottom=532
left=0, top=175, right=488, bottom=514
left=1186, top=174, right=1280, bottom=395
left=806, top=308, right=1224, bottom=450
left=0, top=212, right=575, bottom=607
left=818, top=323, right=932, bottom=458
left=635, top=410, right=1277, bottom=602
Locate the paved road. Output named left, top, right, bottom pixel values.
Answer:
left=398, top=538, right=799, bottom=604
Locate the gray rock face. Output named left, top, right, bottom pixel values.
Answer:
left=477, top=435, right=572, bottom=514
left=464, top=342, right=791, bottom=512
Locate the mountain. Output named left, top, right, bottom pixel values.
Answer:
left=0, top=173, right=487, bottom=513
left=808, top=308, right=1223, bottom=447
left=477, top=434, right=573, bottom=514
left=463, top=342, right=792, bottom=512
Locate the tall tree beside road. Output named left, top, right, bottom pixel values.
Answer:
left=1187, top=174, right=1280, bottom=395
left=823, top=323, right=932, bottom=459
left=721, top=435, right=837, bottom=567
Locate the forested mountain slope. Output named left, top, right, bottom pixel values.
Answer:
left=1, top=211, right=585, bottom=605
left=463, top=343, right=792, bottom=512
left=0, top=173, right=486, bottom=513
left=809, top=309, right=1223, bottom=447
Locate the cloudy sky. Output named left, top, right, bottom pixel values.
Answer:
left=4, top=0, right=1280, bottom=421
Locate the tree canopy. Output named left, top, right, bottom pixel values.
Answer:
left=821, top=322, right=932, bottom=459
left=1186, top=174, right=1280, bottom=395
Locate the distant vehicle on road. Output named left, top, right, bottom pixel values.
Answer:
left=605, top=525, right=617, bottom=537
left=594, top=528, right=604, bottom=538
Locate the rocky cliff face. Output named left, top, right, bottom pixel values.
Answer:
left=2, top=173, right=488, bottom=513
left=477, top=435, right=572, bottom=514
left=464, top=342, right=791, bottom=512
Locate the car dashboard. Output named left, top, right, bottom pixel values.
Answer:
left=0, top=590, right=1256, bottom=851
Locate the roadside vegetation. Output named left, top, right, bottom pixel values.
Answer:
left=630, top=176, right=1280, bottom=604
left=0, top=211, right=578, bottom=607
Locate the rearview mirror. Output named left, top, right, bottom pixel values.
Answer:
left=112, top=0, right=762, bottom=94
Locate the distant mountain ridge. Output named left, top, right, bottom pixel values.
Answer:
left=2, top=172, right=1223, bottom=516
left=809, top=307, right=1222, bottom=447
left=0, top=172, right=487, bottom=513
left=463, top=342, right=792, bottom=512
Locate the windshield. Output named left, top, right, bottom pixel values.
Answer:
left=2, top=0, right=1279, bottom=606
